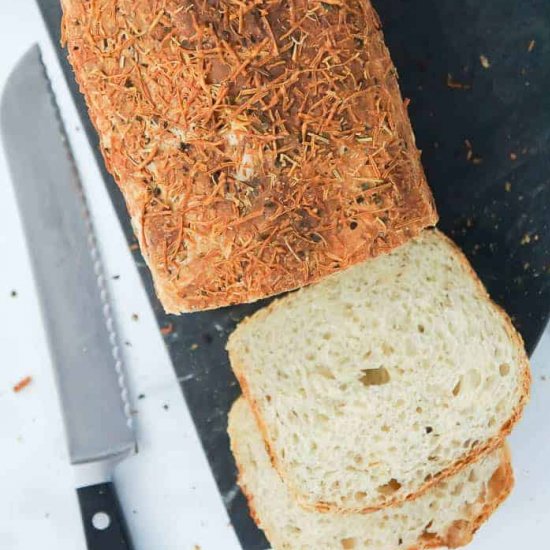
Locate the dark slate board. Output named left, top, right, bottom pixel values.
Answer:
left=37, top=1, right=549, bottom=549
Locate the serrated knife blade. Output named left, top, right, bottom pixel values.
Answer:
left=1, top=45, right=135, bottom=550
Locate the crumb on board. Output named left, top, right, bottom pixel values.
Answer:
left=479, top=55, right=490, bottom=69
left=447, top=74, right=471, bottom=90
left=464, top=139, right=483, bottom=164
left=138, top=393, right=146, bottom=400
left=190, top=343, right=199, bottom=351
left=13, top=376, right=32, bottom=393
left=528, top=39, right=536, bottom=52
left=131, top=313, right=139, bottom=321
left=520, top=233, right=532, bottom=245
left=112, top=274, right=120, bottom=280
left=124, top=340, right=132, bottom=347
left=510, top=152, right=518, bottom=160
left=504, top=181, right=512, bottom=192
left=160, top=322, right=174, bottom=336
left=129, top=243, right=139, bottom=251
left=163, top=403, right=169, bottom=410
left=193, top=545, right=202, bottom=550
left=10, top=290, right=17, bottom=298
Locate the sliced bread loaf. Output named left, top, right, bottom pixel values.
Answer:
left=227, top=229, right=529, bottom=513
left=228, top=397, right=514, bottom=550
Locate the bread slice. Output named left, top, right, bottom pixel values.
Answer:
left=227, top=229, right=529, bottom=513
left=61, top=0, right=436, bottom=313
left=228, top=398, right=514, bottom=550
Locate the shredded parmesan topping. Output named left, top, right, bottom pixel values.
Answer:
left=62, top=0, right=436, bottom=311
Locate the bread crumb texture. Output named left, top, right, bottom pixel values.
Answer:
left=228, top=230, right=529, bottom=512
left=228, top=398, right=514, bottom=550
left=62, top=0, right=436, bottom=312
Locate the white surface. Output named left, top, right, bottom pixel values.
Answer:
left=0, top=2, right=548, bottom=550
left=0, top=2, right=240, bottom=549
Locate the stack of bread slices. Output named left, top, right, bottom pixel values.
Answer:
left=227, top=230, right=530, bottom=549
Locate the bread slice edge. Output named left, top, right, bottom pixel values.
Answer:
left=228, top=397, right=514, bottom=550
left=227, top=228, right=530, bottom=514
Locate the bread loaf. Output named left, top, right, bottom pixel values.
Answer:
left=227, top=229, right=530, bottom=513
left=61, top=0, right=436, bottom=312
left=228, top=397, right=514, bottom=550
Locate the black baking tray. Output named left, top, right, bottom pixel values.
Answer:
left=37, top=1, right=549, bottom=548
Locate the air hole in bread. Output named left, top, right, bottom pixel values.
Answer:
left=468, top=469, right=478, bottom=483
left=377, top=478, right=401, bottom=495
left=382, top=342, right=394, bottom=355
left=322, top=332, right=332, bottom=340
left=354, top=491, right=367, bottom=501
left=417, top=324, right=425, bottom=333
left=499, top=363, right=511, bottom=376
left=425, top=426, right=433, bottom=433
left=317, top=413, right=329, bottom=423
left=452, top=379, right=462, bottom=396
left=316, top=365, right=335, bottom=379
left=451, top=482, right=464, bottom=496
left=381, top=424, right=390, bottom=432
left=341, top=537, right=357, bottom=549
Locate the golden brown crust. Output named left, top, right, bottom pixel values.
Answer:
left=228, top=228, right=530, bottom=514
left=412, top=445, right=514, bottom=550
left=229, top=402, right=514, bottom=550
left=61, top=0, right=436, bottom=313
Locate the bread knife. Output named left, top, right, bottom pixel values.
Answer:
left=0, top=45, right=136, bottom=550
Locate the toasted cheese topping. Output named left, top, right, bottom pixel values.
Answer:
left=62, top=0, right=436, bottom=312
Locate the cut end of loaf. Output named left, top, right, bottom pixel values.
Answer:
left=228, top=229, right=529, bottom=513
left=61, top=0, right=436, bottom=313
left=228, top=397, right=514, bottom=550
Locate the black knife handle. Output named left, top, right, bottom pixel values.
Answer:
left=77, top=482, right=133, bottom=550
